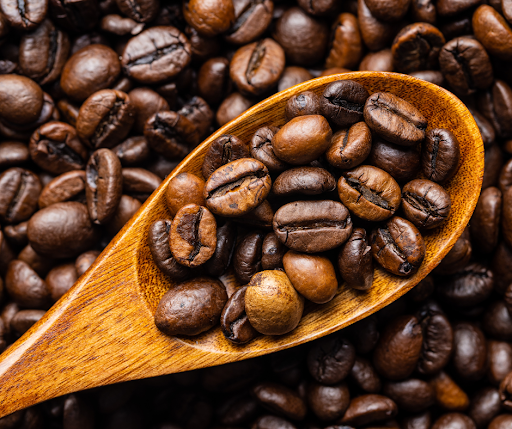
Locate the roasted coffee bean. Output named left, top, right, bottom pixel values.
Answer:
left=28, top=202, right=99, bottom=258
left=5, top=260, right=50, bottom=309
left=341, top=394, right=397, bottom=426
left=45, top=263, right=78, bottom=301
left=432, top=413, right=476, bottom=429
left=349, top=356, right=381, bottom=393
left=155, top=277, right=227, bottom=336
left=483, top=300, right=512, bottom=342
left=18, top=243, right=55, bottom=277
left=273, top=7, right=329, bottom=66
left=165, top=172, right=205, bottom=217
left=260, top=232, right=286, bottom=271
left=307, top=335, right=355, bottom=385
left=436, top=227, right=472, bottom=275
left=478, top=80, right=512, bottom=139
left=0, top=142, right=30, bottom=169
left=105, top=194, right=141, bottom=235
left=121, top=168, right=161, bottom=201
left=383, top=379, right=435, bottom=413
left=422, top=128, right=460, bottom=183
left=489, top=415, right=512, bottom=429
left=202, top=134, right=250, bottom=179
left=77, top=89, right=135, bottom=149
left=253, top=382, right=307, bottom=421
left=367, top=137, right=420, bottom=183
left=85, top=149, right=122, bottom=225
left=358, top=0, right=396, bottom=51
left=197, top=57, right=231, bottom=106
left=0, top=75, right=43, bottom=126
left=273, top=200, right=352, bottom=253
left=30, top=122, right=88, bottom=175
left=371, top=216, right=425, bottom=277
left=115, top=0, right=158, bottom=22
left=233, top=231, right=265, bottom=284
left=283, top=251, right=338, bottom=304
left=439, top=37, right=493, bottom=96
left=0, top=0, right=47, bottom=30
left=272, top=115, right=332, bottom=165
left=183, top=0, right=234, bottom=37
left=10, top=309, right=45, bottom=335
left=3, top=222, right=28, bottom=249
left=170, top=204, right=217, bottom=268
left=401, top=179, right=451, bottom=229
left=224, top=0, right=273, bottom=45
left=373, top=315, right=423, bottom=380
left=488, top=341, right=512, bottom=386
left=250, top=126, right=288, bottom=173
left=0, top=168, right=41, bottom=224
left=338, top=228, right=373, bottom=291
left=216, top=92, right=254, bottom=126
left=121, top=26, right=192, bottom=84
left=471, top=187, right=502, bottom=253
left=38, top=170, right=86, bottom=209
left=245, top=270, right=304, bottom=336
left=61, top=45, right=121, bottom=103
left=49, top=0, right=99, bottom=32
left=326, top=122, right=371, bottom=169
left=204, top=158, right=271, bottom=217
left=112, top=136, right=150, bottom=166
left=284, top=92, right=321, bottom=122
left=178, top=96, right=213, bottom=143
left=338, top=165, right=401, bottom=222
left=473, top=5, right=512, bottom=61
left=144, top=111, right=196, bottom=160
left=220, top=286, right=257, bottom=344
left=452, top=322, right=487, bottom=381
left=272, top=167, right=335, bottom=197
left=75, top=250, right=100, bottom=277
left=233, top=194, right=273, bottom=228
left=325, top=13, right=362, bottom=70
left=278, top=67, right=313, bottom=92
left=100, top=14, right=145, bottom=35
left=306, top=381, right=349, bottom=421
left=364, top=92, right=427, bottom=146
left=320, top=80, right=369, bottom=128
left=230, top=38, right=285, bottom=96
left=128, top=88, right=169, bottom=134
left=392, top=23, right=445, bottom=73
left=148, top=220, right=190, bottom=281
left=365, top=0, right=409, bottom=22
left=469, top=387, right=501, bottom=428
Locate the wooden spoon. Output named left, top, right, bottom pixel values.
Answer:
left=0, top=72, right=483, bottom=417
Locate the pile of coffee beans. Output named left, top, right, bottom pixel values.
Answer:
left=1, top=0, right=512, bottom=427
left=150, top=79, right=459, bottom=342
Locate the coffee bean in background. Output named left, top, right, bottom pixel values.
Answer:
left=1, top=0, right=512, bottom=426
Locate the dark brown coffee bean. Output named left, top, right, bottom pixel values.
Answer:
left=183, top=0, right=234, bottom=37
left=383, top=379, right=435, bottom=413
left=365, top=0, right=410, bottom=22
left=272, top=115, right=332, bottom=165
left=0, top=168, right=41, bottom=224
left=224, top=0, right=273, bottom=45
left=0, top=0, right=47, bottom=29
left=144, top=111, right=196, bottom=160
left=373, top=315, right=423, bottom=380
left=3, top=222, right=28, bottom=249
left=483, top=300, right=512, bottom=341
left=202, top=134, right=250, bottom=180
left=115, top=0, right=158, bottom=22
left=326, top=122, right=372, bottom=169
left=358, top=0, right=396, bottom=51
left=5, top=260, right=50, bottom=308
left=320, top=80, right=369, bottom=128
left=49, top=0, right=99, bottom=32
left=306, top=381, right=349, bottom=421
left=220, top=286, right=257, bottom=344
left=478, top=80, right=512, bottom=139
left=273, top=200, right=352, bottom=253
left=45, top=262, right=78, bottom=302
left=178, top=96, right=213, bottom=144
left=0, top=141, right=30, bottom=169
left=105, top=194, right=141, bottom=235
left=273, top=7, right=328, bottom=66
left=204, top=158, right=271, bottom=217
left=367, top=137, right=420, bottom=183
left=121, top=26, right=192, bottom=84
left=402, top=411, right=432, bottom=429
left=474, top=5, right=512, bottom=61
left=38, top=170, right=86, bottom=209
left=121, top=168, right=161, bottom=201
left=439, top=37, right=493, bottom=96
left=338, top=227, right=373, bottom=291
left=278, top=67, right=313, bottom=92
left=341, top=394, right=397, bottom=426
left=100, top=14, right=144, bottom=35
left=11, top=309, right=45, bottom=335
left=77, top=90, right=135, bottom=149
left=422, top=128, right=460, bottom=183
left=250, top=126, right=288, bottom=173
left=371, top=216, right=425, bottom=277
left=30, top=122, right=89, bottom=175
left=0, top=75, right=43, bottom=126
left=128, top=88, right=169, bottom=134
left=325, top=13, right=363, bottom=69
left=489, top=415, right=512, bottom=429
left=307, top=335, right=355, bottom=385
left=284, top=92, right=321, bottom=122
left=61, top=45, right=121, bottom=103
left=452, top=322, right=487, bottom=381
left=18, top=243, right=55, bottom=277
left=338, top=165, right=401, bottom=222
left=154, top=277, right=227, bottom=336
left=349, top=356, right=382, bottom=393
left=364, top=92, right=427, bottom=146
left=216, top=92, right=254, bottom=126
left=401, top=179, right=451, bottom=229
left=260, top=232, right=286, bottom=271
left=488, top=340, right=512, bottom=386
left=471, top=187, right=502, bottom=254
left=469, top=387, right=501, bottom=428
left=392, top=23, right=445, bottom=73
left=86, top=149, right=123, bottom=225
left=253, top=382, right=307, bottom=421
left=272, top=167, right=335, bottom=197
left=170, top=204, right=217, bottom=268
left=230, top=38, right=285, bottom=96
left=436, top=227, right=472, bottom=275
left=75, top=250, right=100, bottom=277
left=148, top=220, right=190, bottom=281
left=432, top=413, right=476, bottom=429
left=233, top=231, right=264, bottom=284
left=197, top=57, right=231, bottom=106
left=112, top=136, right=150, bottom=166
left=252, top=415, right=297, bottom=429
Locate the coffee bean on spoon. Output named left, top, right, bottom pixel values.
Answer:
left=326, top=121, right=372, bottom=169
left=202, top=134, right=250, bottom=180
left=320, top=80, right=369, bottom=128
left=422, top=128, right=460, bottom=183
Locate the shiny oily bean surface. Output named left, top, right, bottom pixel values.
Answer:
left=326, top=122, right=372, bottom=169
left=204, top=158, right=271, bottom=217
left=0, top=168, right=41, bottom=224
left=338, top=228, right=373, bottom=291
left=250, top=126, right=288, bottom=173
left=422, top=128, right=461, bottom=183
left=204, top=221, right=237, bottom=277
left=252, top=382, right=307, bottom=421
left=220, top=286, right=257, bottom=345
left=364, top=92, right=428, bottom=147
left=320, top=80, right=369, bottom=128
left=202, top=134, right=250, bottom=180
left=272, top=167, right=335, bottom=197
left=338, top=165, right=401, bottom=222
left=273, top=200, right=352, bottom=253
left=233, top=231, right=264, bottom=284
left=470, top=187, right=502, bottom=254
left=284, top=91, right=321, bottom=121
left=341, top=394, right=397, bottom=426
left=38, top=170, right=86, bottom=209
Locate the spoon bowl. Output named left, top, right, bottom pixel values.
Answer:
left=0, top=72, right=484, bottom=417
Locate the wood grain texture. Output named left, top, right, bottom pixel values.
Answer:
left=0, top=72, right=484, bottom=417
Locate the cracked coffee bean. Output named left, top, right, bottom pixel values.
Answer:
left=320, top=80, right=369, bottom=128
left=0, top=168, right=41, bottom=224
left=338, top=227, right=373, bottom=291
left=202, top=134, right=250, bottom=180
left=422, top=128, right=460, bottom=183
